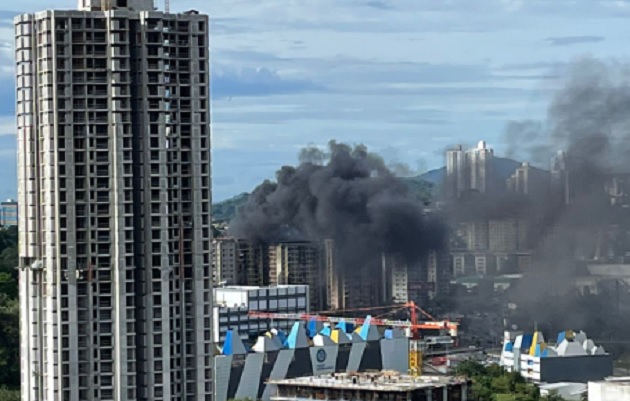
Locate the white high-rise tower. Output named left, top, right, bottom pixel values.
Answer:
left=445, top=141, right=494, bottom=199
left=16, top=1, right=213, bottom=400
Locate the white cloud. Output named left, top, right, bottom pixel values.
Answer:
left=0, top=0, right=628, bottom=200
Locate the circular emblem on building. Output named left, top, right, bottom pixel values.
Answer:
left=316, top=349, right=327, bottom=363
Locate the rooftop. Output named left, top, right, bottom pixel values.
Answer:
left=216, top=284, right=308, bottom=291
left=270, top=372, right=468, bottom=392
left=78, top=0, right=156, bottom=12
left=592, top=376, right=630, bottom=385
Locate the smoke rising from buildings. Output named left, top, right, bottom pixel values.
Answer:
left=502, top=57, right=630, bottom=316
left=229, top=140, right=447, bottom=272
left=228, top=57, right=630, bottom=336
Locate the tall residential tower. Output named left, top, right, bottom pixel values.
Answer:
left=445, top=141, right=494, bottom=199
left=16, top=1, right=213, bottom=400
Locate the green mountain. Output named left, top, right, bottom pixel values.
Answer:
left=212, top=192, right=249, bottom=223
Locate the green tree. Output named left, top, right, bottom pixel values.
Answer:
left=0, top=387, right=19, bottom=401
left=0, top=295, right=19, bottom=388
left=0, top=273, right=16, bottom=300
left=0, top=227, right=19, bottom=390
left=455, top=360, right=562, bottom=401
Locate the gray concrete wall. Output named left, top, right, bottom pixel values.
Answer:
left=540, top=355, right=613, bottom=383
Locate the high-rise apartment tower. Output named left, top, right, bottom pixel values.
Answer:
left=16, top=1, right=212, bottom=400
left=445, top=141, right=494, bottom=199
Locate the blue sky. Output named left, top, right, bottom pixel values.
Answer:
left=1, top=1, right=629, bottom=200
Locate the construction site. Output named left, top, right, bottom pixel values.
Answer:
left=248, top=301, right=465, bottom=375
left=269, top=372, right=472, bottom=401
left=211, top=296, right=483, bottom=401
left=213, top=302, right=469, bottom=401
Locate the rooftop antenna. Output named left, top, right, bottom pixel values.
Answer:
left=165, top=0, right=170, bottom=13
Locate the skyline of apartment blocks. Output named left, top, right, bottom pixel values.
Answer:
left=212, top=238, right=324, bottom=310
left=452, top=218, right=531, bottom=277
left=445, top=141, right=494, bottom=199
left=213, top=238, right=448, bottom=310
left=16, top=1, right=213, bottom=400
left=0, top=199, right=18, bottom=227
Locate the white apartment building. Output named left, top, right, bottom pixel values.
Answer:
left=213, top=285, right=309, bottom=344
left=381, top=253, right=408, bottom=304
left=16, top=1, right=212, bottom=400
left=445, top=141, right=494, bottom=199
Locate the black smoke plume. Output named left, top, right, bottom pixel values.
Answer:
left=500, top=58, right=630, bottom=334
left=229, top=140, right=446, bottom=270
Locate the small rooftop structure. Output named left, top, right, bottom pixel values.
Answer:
left=78, top=0, right=156, bottom=11
left=270, top=371, right=470, bottom=393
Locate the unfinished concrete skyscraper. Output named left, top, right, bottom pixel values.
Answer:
left=16, top=1, right=212, bottom=400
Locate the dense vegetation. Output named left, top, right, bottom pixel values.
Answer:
left=455, top=360, right=566, bottom=401
left=213, top=192, right=250, bottom=222
left=0, top=227, right=19, bottom=400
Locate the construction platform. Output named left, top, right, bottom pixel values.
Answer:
left=269, top=372, right=471, bottom=401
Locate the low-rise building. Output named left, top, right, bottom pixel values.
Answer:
left=213, top=285, right=309, bottom=344
left=0, top=199, right=17, bottom=227
left=269, top=372, right=471, bottom=401
left=589, top=377, right=630, bottom=401
left=500, top=329, right=613, bottom=383
left=538, top=382, right=586, bottom=401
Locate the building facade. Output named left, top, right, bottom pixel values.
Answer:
left=16, top=1, right=213, bottom=400
left=500, top=330, right=613, bottom=384
left=550, top=150, right=571, bottom=206
left=382, top=253, right=409, bottom=304
left=0, top=199, right=18, bottom=227
left=213, top=285, right=309, bottom=344
left=445, top=145, right=466, bottom=200
left=269, top=241, right=327, bottom=311
left=589, top=378, right=630, bottom=401
left=444, top=141, right=494, bottom=200
left=506, top=162, right=548, bottom=197
left=216, top=322, right=411, bottom=401
left=212, top=238, right=240, bottom=285
left=468, top=140, right=493, bottom=194
left=269, top=373, right=471, bottom=401
left=211, top=239, right=272, bottom=288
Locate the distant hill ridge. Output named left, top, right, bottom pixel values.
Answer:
left=212, top=157, right=537, bottom=222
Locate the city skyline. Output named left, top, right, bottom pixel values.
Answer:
left=0, top=1, right=628, bottom=200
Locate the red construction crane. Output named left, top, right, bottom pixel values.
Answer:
left=248, top=301, right=458, bottom=338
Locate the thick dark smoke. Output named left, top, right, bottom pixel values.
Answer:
left=229, top=140, right=446, bottom=270
left=500, top=58, right=630, bottom=335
